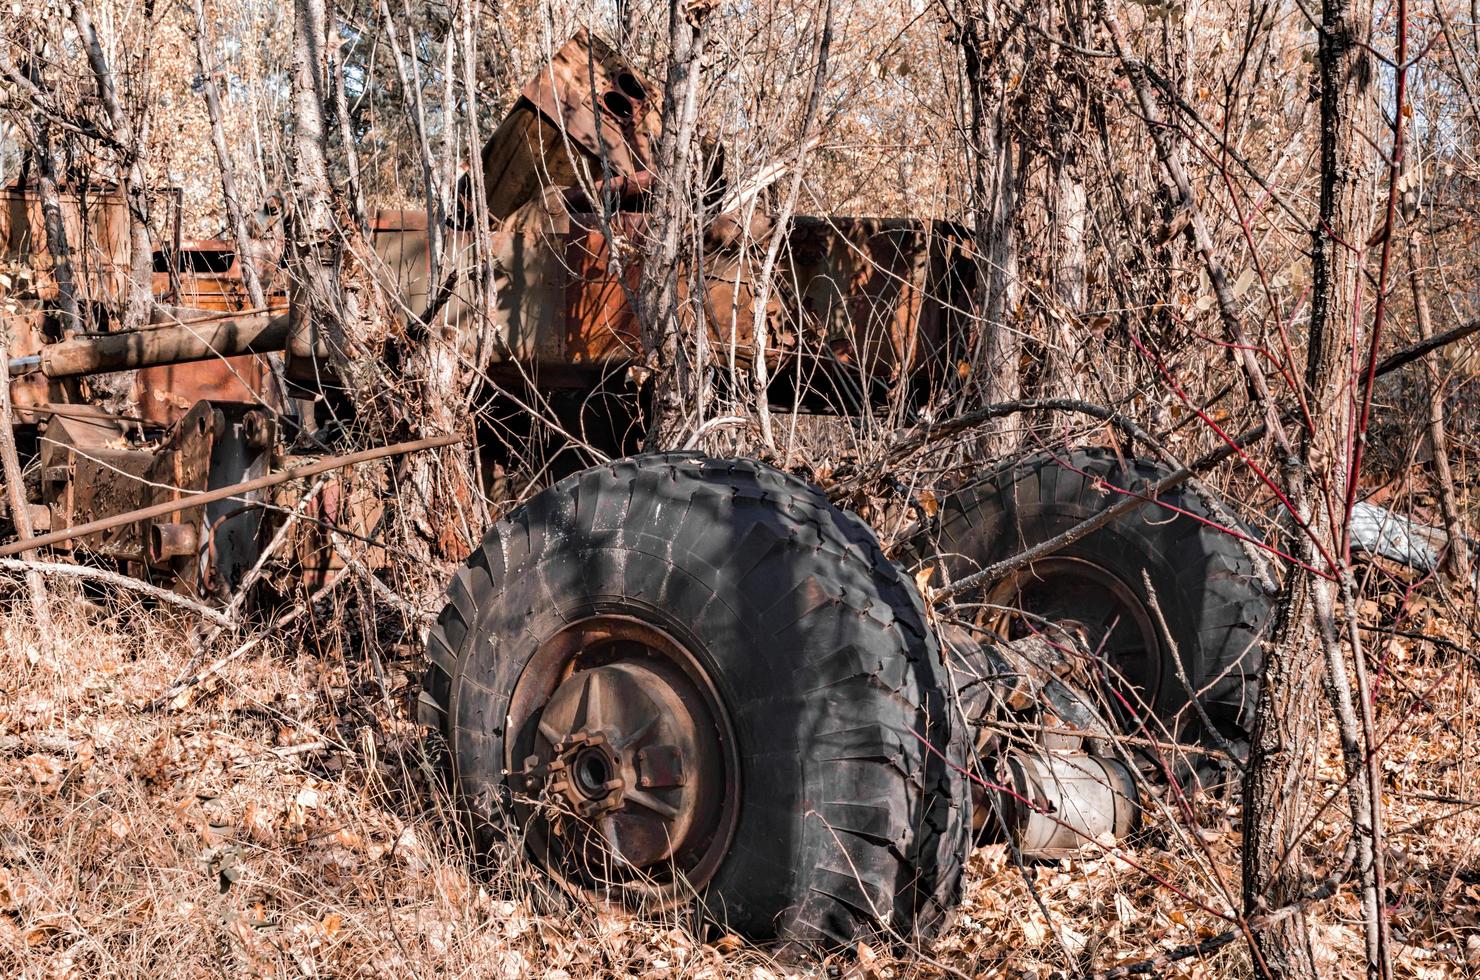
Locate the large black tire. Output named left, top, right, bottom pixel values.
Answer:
left=422, top=453, right=970, bottom=948
left=911, top=447, right=1271, bottom=755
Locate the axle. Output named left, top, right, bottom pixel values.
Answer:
left=949, top=628, right=1143, bottom=858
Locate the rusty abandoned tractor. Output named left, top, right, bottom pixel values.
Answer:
left=3, top=33, right=1270, bottom=950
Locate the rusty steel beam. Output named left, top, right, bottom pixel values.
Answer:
left=0, top=433, right=462, bottom=557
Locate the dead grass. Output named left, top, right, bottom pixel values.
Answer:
left=1, top=575, right=1477, bottom=978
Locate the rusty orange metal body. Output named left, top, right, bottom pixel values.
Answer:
left=6, top=32, right=967, bottom=403
left=2, top=182, right=285, bottom=424
left=364, top=205, right=965, bottom=387
left=4, top=30, right=971, bottom=597
left=481, top=29, right=662, bottom=222
left=138, top=239, right=283, bottom=424
left=447, top=31, right=970, bottom=386
left=1, top=185, right=128, bottom=411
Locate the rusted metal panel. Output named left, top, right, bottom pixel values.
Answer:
left=371, top=210, right=430, bottom=232
left=785, top=217, right=960, bottom=382
left=138, top=240, right=286, bottom=425
left=367, top=210, right=500, bottom=361
left=1, top=185, right=123, bottom=419
left=493, top=224, right=569, bottom=365
left=369, top=216, right=440, bottom=317
left=481, top=30, right=660, bottom=221
left=373, top=35, right=969, bottom=386
left=72, top=400, right=216, bottom=565
left=368, top=199, right=577, bottom=370
left=0, top=185, right=134, bottom=305
left=363, top=207, right=964, bottom=382
left=563, top=215, right=643, bottom=364
left=37, top=399, right=272, bottom=594
left=151, top=239, right=249, bottom=311
left=4, top=309, right=59, bottom=410
left=133, top=356, right=275, bottom=424
left=552, top=213, right=963, bottom=380
left=38, top=405, right=152, bottom=560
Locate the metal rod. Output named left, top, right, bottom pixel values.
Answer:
left=8, top=309, right=291, bottom=378
left=0, top=433, right=462, bottom=557
left=32, top=312, right=291, bottom=378
left=6, top=403, right=158, bottom=426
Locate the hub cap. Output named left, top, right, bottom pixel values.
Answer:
left=506, top=616, right=737, bottom=905
left=987, top=556, right=1164, bottom=733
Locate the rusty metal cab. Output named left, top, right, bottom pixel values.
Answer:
left=137, top=236, right=283, bottom=423
left=2, top=180, right=286, bottom=423
left=2, top=177, right=288, bottom=594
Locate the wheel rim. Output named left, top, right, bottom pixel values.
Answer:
left=985, top=556, right=1165, bottom=733
left=505, top=614, right=739, bottom=907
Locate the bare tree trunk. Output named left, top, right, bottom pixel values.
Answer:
left=1243, top=0, right=1378, bottom=975
left=639, top=0, right=711, bottom=448
left=1047, top=159, right=1087, bottom=403
left=1029, top=5, right=1088, bottom=411
left=750, top=0, right=832, bottom=451
left=328, top=0, right=368, bottom=234
left=958, top=2, right=1022, bottom=455
left=1242, top=501, right=1324, bottom=979
left=616, top=0, right=635, bottom=49
left=0, top=336, right=54, bottom=644
left=286, top=0, right=360, bottom=391
left=72, top=2, right=153, bottom=332
left=1100, top=0, right=1384, bottom=974
left=190, top=0, right=267, bottom=311
left=1092, top=23, right=1375, bottom=972
left=15, top=52, right=84, bottom=338
left=380, top=0, right=444, bottom=277
left=32, top=121, right=83, bottom=337
left=1407, top=230, right=1471, bottom=580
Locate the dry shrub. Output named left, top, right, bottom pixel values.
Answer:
left=0, top=595, right=776, bottom=978
left=1, top=571, right=1477, bottom=978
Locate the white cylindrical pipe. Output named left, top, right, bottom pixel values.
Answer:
left=1001, top=751, right=1139, bottom=858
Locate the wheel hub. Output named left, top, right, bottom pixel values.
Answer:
left=531, top=729, right=626, bottom=816
left=507, top=617, right=736, bottom=900
left=987, top=556, right=1164, bottom=732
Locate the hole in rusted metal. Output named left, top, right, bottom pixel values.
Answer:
left=615, top=72, right=646, bottom=102
left=602, top=90, right=634, bottom=119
